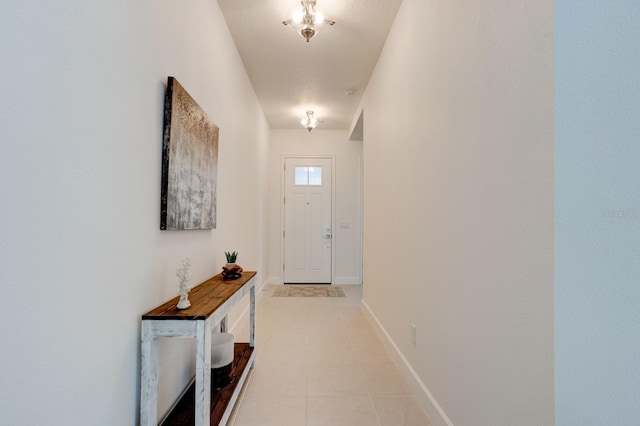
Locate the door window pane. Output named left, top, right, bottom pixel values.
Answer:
left=295, top=166, right=308, bottom=185
left=308, top=167, right=322, bottom=185
left=294, top=166, right=323, bottom=186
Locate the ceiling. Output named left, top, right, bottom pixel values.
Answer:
left=217, top=0, right=403, bottom=131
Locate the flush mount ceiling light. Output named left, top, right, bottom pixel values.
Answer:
left=300, top=110, right=323, bottom=132
left=282, top=0, right=335, bottom=42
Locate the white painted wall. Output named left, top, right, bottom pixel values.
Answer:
left=555, top=1, right=640, bottom=424
left=0, top=0, right=268, bottom=424
left=361, top=1, right=554, bottom=425
left=268, top=129, right=363, bottom=285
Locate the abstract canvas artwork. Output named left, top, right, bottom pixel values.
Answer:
left=161, top=77, right=218, bottom=230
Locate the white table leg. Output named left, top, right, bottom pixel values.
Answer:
left=250, top=285, right=255, bottom=349
left=194, top=319, right=212, bottom=426
left=140, top=321, right=158, bottom=426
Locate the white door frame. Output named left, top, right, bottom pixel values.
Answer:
left=280, top=155, right=336, bottom=284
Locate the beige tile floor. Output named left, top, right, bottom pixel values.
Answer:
left=229, top=285, right=432, bottom=426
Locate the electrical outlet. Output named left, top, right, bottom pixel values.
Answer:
left=411, top=324, right=417, bottom=345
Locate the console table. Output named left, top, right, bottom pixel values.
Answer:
left=140, top=271, right=256, bottom=426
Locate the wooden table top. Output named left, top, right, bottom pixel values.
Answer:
left=142, top=271, right=256, bottom=321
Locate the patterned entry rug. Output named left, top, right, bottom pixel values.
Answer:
left=271, top=285, right=346, bottom=297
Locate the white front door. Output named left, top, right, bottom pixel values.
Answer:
left=283, top=157, right=332, bottom=283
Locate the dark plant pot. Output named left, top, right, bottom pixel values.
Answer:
left=211, top=362, right=233, bottom=389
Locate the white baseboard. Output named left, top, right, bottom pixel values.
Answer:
left=334, top=276, right=362, bottom=285
left=362, top=301, right=454, bottom=426
left=267, top=276, right=282, bottom=285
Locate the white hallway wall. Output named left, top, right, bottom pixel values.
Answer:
left=362, top=0, right=554, bottom=425
left=0, top=0, right=268, bottom=424
left=268, top=129, right=363, bottom=285
left=555, top=1, right=640, bottom=424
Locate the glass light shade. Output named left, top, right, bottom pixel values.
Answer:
left=301, top=111, right=322, bottom=132
left=292, top=10, right=304, bottom=24
left=300, top=117, right=318, bottom=126
left=283, top=0, right=334, bottom=42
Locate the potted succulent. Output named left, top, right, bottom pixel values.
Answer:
left=222, top=251, right=242, bottom=280
left=224, top=251, right=238, bottom=267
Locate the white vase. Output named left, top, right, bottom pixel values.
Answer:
left=176, top=294, right=191, bottom=309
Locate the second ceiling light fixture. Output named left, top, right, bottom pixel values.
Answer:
left=300, top=111, right=323, bottom=133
